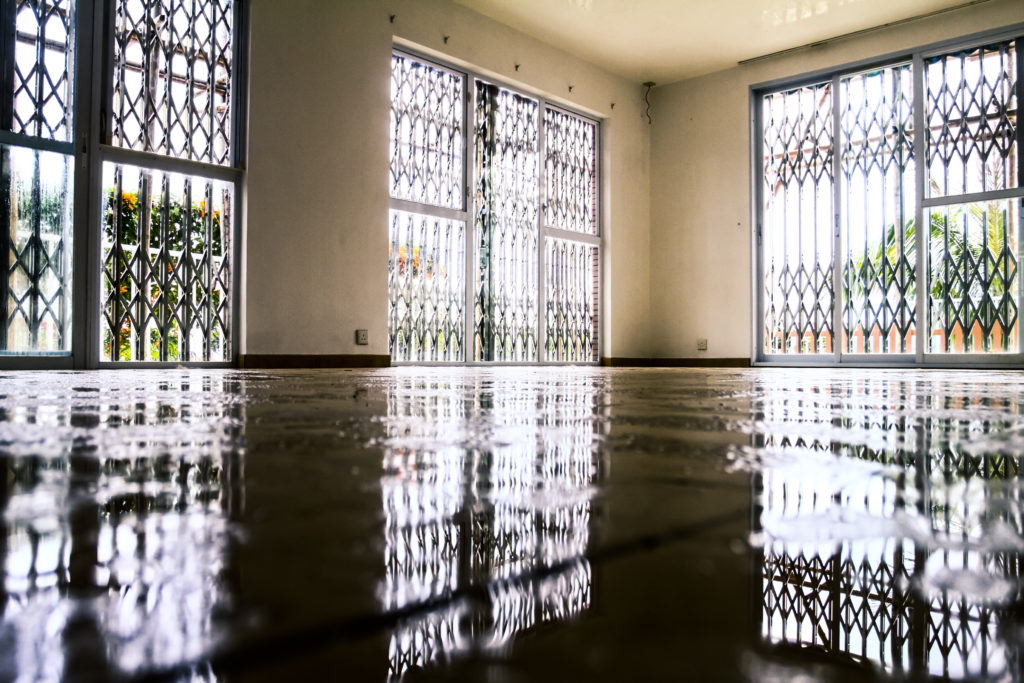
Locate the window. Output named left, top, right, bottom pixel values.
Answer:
left=101, top=0, right=240, bottom=363
left=0, top=0, right=76, bottom=355
left=388, top=50, right=600, bottom=364
left=0, top=0, right=244, bottom=368
left=757, top=31, right=1022, bottom=364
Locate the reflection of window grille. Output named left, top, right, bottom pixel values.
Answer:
left=757, top=34, right=1022, bottom=363
left=388, top=51, right=601, bottom=364
left=756, top=374, right=1024, bottom=677
left=0, top=374, right=243, bottom=679
left=381, top=376, right=597, bottom=678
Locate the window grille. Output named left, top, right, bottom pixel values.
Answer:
left=387, top=209, right=465, bottom=362
left=9, top=0, right=75, bottom=141
left=840, top=65, right=917, bottom=354
left=100, top=162, right=231, bottom=362
left=925, top=40, right=1019, bottom=354
left=474, top=81, right=539, bottom=362
left=543, top=107, right=600, bottom=363
left=543, top=107, right=597, bottom=235
left=761, top=83, right=835, bottom=355
left=0, top=0, right=76, bottom=355
left=545, top=237, right=598, bottom=362
left=100, top=0, right=239, bottom=364
left=388, top=51, right=601, bottom=364
left=389, top=54, right=463, bottom=210
left=757, top=33, right=1023, bottom=364
left=111, top=0, right=233, bottom=165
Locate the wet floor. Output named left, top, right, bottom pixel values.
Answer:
left=0, top=367, right=1022, bottom=681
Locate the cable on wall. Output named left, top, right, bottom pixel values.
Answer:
left=642, top=81, right=655, bottom=124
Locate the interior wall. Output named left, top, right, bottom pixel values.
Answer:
left=648, top=0, right=1023, bottom=360
left=244, top=0, right=652, bottom=360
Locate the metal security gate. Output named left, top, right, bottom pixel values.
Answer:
left=755, top=28, right=1023, bottom=366
left=0, top=0, right=246, bottom=369
left=387, top=49, right=601, bottom=365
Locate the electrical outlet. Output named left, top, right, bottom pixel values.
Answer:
left=696, top=338, right=708, bottom=351
left=355, top=329, right=368, bottom=345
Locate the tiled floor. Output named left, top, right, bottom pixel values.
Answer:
left=1, top=367, right=1022, bottom=681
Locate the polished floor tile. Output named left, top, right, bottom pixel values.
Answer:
left=0, top=367, right=1022, bottom=681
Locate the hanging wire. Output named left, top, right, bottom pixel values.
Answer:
left=642, top=82, right=655, bottom=124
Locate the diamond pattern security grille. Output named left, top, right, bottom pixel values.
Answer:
left=1, top=145, right=72, bottom=352
left=100, top=162, right=231, bottom=362
left=389, top=54, right=464, bottom=210
left=6, top=0, right=74, bottom=141
left=926, top=41, right=1018, bottom=197
left=474, top=81, right=539, bottom=362
left=543, top=108, right=597, bottom=235
left=545, top=238, right=597, bottom=362
left=762, top=83, right=835, bottom=355
left=929, top=200, right=1018, bottom=352
left=387, top=54, right=600, bottom=366
left=111, top=0, right=233, bottom=165
left=840, top=65, right=917, bottom=354
left=388, top=209, right=465, bottom=362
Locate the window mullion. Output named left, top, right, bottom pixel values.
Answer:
left=0, top=1, right=15, bottom=132
left=464, top=74, right=474, bottom=363
left=538, top=100, right=547, bottom=362
left=912, top=52, right=927, bottom=363
left=832, top=73, right=842, bottom=364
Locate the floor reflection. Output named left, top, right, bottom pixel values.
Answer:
left=750, top=374, right=1024, bottom=679
left=379, top=374, right=601, bottom=680
left=0, top=373, right=244, bottom=681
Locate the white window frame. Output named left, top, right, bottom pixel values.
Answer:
left=751, top=22, right=1024, bottom=368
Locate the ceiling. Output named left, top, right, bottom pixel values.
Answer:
left=454, top=0, right=988, bottom=84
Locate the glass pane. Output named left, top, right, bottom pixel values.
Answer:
left=1, top=144, right=73, bottom=353
left=928, top=199, right=1019, bottom=353
left=762, top=82, right=834, bottom=355
left=545, top=238, right=597, bottom=362
left=389, top=53, right=464, bottom=209
left=8, top=0, right=75, bottom=141
left=388, top=209, right=465, bottom=362
left=840, top=65, right=917, bottom=354
left=100, top=162, right=232, bottom=362
left=926, top=40, right=1018, bottom=198
left=474, top=81, right=538, bottom=362
left=544, top=107, right=597, bottom=235
left=111, top=0, right=234, bottom=164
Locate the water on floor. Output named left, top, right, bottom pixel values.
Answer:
left=0, top=367, right=1021, bottom=681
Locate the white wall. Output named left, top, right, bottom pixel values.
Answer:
left=244, top=0, right=652, bottom=359
left=648, top=0, right=1023, bottom=360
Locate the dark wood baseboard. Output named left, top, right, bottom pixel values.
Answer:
left=238, top=354, right=391, bottom=369
left=600, top=357, right=751, bottom=368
